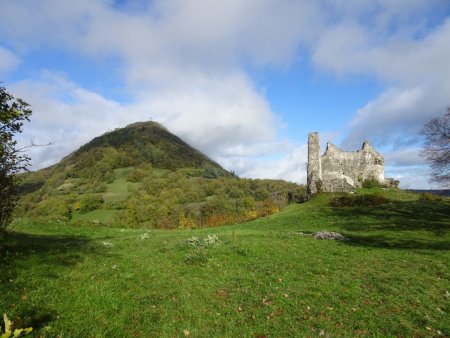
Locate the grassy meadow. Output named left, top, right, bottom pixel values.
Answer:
left=1, top=189, right=449, bottom=337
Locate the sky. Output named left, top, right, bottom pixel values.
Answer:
left=1, top=0, right=449, bottom=189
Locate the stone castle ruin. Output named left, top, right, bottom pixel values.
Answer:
left=307, top=132, right=394, bottom=197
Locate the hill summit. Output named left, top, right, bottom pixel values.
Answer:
left=60, top=121, right=228, bottom=177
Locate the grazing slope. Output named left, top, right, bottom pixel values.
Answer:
left=16, top=121, right=305, bottom=228
left=2, top=188, right=449, bottom=336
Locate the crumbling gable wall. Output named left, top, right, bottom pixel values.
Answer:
left=307, top=132, right=385, bottom=197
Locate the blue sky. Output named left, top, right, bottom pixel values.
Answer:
left=1, top=0, right=449, bottom=188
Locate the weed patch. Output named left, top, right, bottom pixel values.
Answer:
left=185, top=234, right=220, bottom=247
left=183, top=249, right=210, bottom=265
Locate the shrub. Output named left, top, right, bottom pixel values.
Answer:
left=384, top=178, right=400, bottom=188
left=204, top=214, right=231, bottom=227
left=330, top=193, right=389, bottom=207
left=126, top=203, right=139, bottom=227
left=127, top=165, right=152, bottom=182
left=418, top=192, right=442, bottom=201
left=178, top=211, right=197, bottom=229
left=29, top=197, right=72, bottom=220
left=202, top=167, right=220, bottom=179
left=79, top=194, right=104, bottom=213
left=246, top=210, right=257, bottom=220
left=362, top=178, right=384, bottom=189
left=257, top=200, right=279, bottom=217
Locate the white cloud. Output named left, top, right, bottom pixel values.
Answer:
left=137, top=71, right=276, bottom=154
left=341, top=86, right=425, bottom=148
left=384, top=148, right=424, bottom=167
left=11, top=74, right=127, bottom=169
left=310, top=7, right=450, bottom=165
left=385, top=165, right=440, bottom=190
left=0, top=0, right=321, bottom=68
left=222, top=144, right=308, bottom=184
left=0, top=46, right=20, bottom=74
left=313, top=11, right=450, bottom=84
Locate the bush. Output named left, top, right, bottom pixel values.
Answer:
left=178, top=211, right=197, bottom=229
left=29, top=197, right=73, bottom=220
left=127, top=165, right=152, bottom=182
left=330, top=193, right=389, bottom=207
left=257, top=199, right=279, bottom=217
left=418, top=192, right=442, bottom=201
left=79, top=194, right=104, bottom=213
left=127, top=203, right=139, bottom=227
left=362, top=178, right=384, bottom=189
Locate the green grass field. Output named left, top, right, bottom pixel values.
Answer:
left=103, top=167, right=138, bottom=203
left=1, top=189, right=449, bottom=337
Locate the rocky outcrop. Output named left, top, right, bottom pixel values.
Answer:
left=313, top=231, right=348, bottom=241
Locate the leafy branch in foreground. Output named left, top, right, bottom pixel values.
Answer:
left=1, top=313, right=32, bottom=337
left=0, top=85, right=32, bottom=239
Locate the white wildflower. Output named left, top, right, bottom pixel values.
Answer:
left=186, top=236, right=200, bottom=246
left=203, top=234, right=219, bottom=246
left=140, top=233, right=149, bottom=240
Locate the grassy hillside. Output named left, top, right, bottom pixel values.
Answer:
left=15, top=121, right=306, bottom=228
left=2, top=188, right=449, bottom=337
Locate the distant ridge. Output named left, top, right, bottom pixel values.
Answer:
left=407, top=189, right=450, bottom=197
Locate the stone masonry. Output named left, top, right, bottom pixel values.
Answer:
left=307, top=132, right=386, bottom=197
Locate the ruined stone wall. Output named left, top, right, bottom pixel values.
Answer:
left=321, top=141, right=384, bottom=192
left=307, top=132, right=385, bottom=195
left=307, top=132, right=322, bottom=197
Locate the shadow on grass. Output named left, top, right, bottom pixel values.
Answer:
left=1, top=231, right=92, bottom=258
left=344, top=233, right=450, bottom=250
left=0, top=231, right=104, bottom=331
left=17, top=180, right=45, bottom=195
left=330, top=200, right=450, bottom=250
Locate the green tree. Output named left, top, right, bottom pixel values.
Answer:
left=1, top=85, right=32, bottom=239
